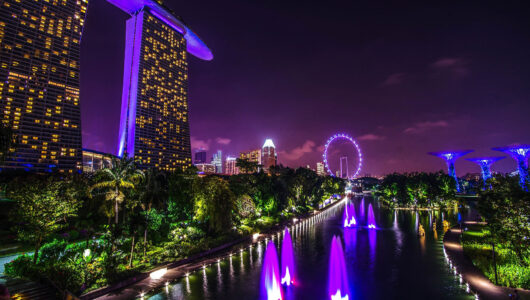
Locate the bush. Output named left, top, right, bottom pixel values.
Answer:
left=4, top=254, right=40, bottom=279
left=39, top=239, right=68, bottom=261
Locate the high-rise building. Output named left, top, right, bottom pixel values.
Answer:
left=225, top=156, right=238, bottom=175
left=240, top=149, right=262, bottom=165
left=194, top=149, right=207, bottom=164
left=316, top=161, right=325, bottom=176
left=0, top=0, right=88, bottom=172
left=109, top=0, right=213, bottom=171
left=211, top=150, right=222, bottom=173
left=262, top=139, right=277, bottom=171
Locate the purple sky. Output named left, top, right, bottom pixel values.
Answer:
left=81, top=0, right=530, bottom=176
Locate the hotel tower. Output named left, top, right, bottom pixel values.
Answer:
left=108, top=0, right=212, bottom=171
left=0, top=0, right=88, bottom=172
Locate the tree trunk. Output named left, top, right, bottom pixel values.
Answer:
left=143, top=227, right=148, bottom=259
left=114, top=187, right=119, bottom=225
left=129, top=235, right=135, bottom=268
left=33, top=237, right=42, bottom=264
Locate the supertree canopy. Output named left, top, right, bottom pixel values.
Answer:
left=428, top=150, right=473, bottom=192
left=492, top=145, right=530, bottom=190
left=465, top=156, right=505, bottom=190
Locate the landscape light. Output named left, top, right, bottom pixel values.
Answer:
left=150, top=268, right=167, bottom=280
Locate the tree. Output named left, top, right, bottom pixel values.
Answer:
left=236, top=158, right=259, bottom=174
left=8, top=177, right=80, bottom=264
left=0, top=123, right=16, bottom=164
left=194, top=177, right=236, bottom=233
left=90, top=157, right=144, bottom=225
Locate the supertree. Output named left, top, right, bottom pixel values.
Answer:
left=492, top=145, right=530, bottom=190
left=428, top=150, right=473, bottom=192
left=465, top=157, right=505, bottom=190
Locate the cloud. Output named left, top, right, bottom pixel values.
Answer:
left=431, top=57, right=469, bottom=76
left=215, top=137, right=231, bottom=145
left=279, top=140, right=316, bottom=161
left=190, top=136, right=210, bottom=151
left=381, top=73, right=406, bottom=86
left=358, top=134, right=385, bottom=141
left=403, top=120, right=449, bottom=134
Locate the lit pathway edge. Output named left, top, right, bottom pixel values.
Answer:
left=83, top=196, right=347, bottom=300
left=443, top=222, right=530, bottom=300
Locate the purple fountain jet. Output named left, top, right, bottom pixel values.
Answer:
left=261, top=241, right=283, bottom=300
left=281, top=228, right=296, bottom=286
left=328, top=236, right=350, bottom=300
left=343, top=203, right=357, bottom=228
left=367, top=203, right=376, bottom=229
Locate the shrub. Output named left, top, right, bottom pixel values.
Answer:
left=39, top=239, right=68, bottom=261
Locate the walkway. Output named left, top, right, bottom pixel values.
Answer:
left=443, top=222, right=530, bottom=300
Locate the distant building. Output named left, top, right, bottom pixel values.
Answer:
left=194, top=149, right=207, bottom=164
left=225, top=156, right=239, bottom=175
left=0, top=0, right=88, bottom=172
left=195, top=163, right=216, bottom=174
left=240, top=149, right=262, bottom=165
left=316, top=162, right=326, bottom=176
left=262, top=139, right=277, bottom=171
left=211, top=150, right=222, bottom=173
left=82, top=149, right=114, bottom=173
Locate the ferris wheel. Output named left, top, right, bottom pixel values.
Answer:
left=322, top=133, right=363, bottom=179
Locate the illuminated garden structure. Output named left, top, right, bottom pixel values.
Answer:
left=428, top=150, right=473, bottom=192
left=0, top=0, right=88, bottom=172
left=108, top=0, right=213, bottom=170
left=492, top=145, right=530, bottom=190
left=465, top=157, right=505, bottom=190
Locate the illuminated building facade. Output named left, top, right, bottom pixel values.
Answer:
left=211, top=150, right=222, bottom=173
left=108, top=0, right=212, bottom=171
left=225, top=156, right=238, bottom=175
left=0, top=0, right=88, bottom=172
left=195, top=163, right=215, bottom=174
left=240, top=149, right=261, bottom=165
left=262, top=138, right=277, bottom=171
left=316, top=161, right=325, bottom=176
left=82, top=149, right=114, bottom=173
left=428, top=150, right=473, bottom=192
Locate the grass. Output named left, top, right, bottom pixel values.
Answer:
left=462, top=224, right=530, bottom=289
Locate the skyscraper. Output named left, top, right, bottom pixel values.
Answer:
left=240, top=149, right=261, bottom=165
left=262, top=138, right=277, bottom=171
left=316, top=161, right=325, bottom=176
left=211, top=150, right=222, bottom=173
left=108, top=0, right=213, bottom=171
left=225, top=156, right=239, bottom=175
left=0, top=0, right=88, bottom=172
left=194, top=149, right=207, bottom=164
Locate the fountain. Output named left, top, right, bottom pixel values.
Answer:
left=328, top=236, right=350, bottom=300
left=367, top=203, right=376, bottom=229
left=281, top=228, right=296, bottom=286
left=343, top=203, right=356, bottom=228
left=359, top=198, right=365, bottom=219
left=261, top=241, right=283, bottom=300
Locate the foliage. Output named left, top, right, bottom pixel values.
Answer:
left=375, top=172, right=457, bottom=208
left=0, top=123, right=16, bottom=163
left=235, top=158, right=259, bottom=173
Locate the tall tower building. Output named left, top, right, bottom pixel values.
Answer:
left=211, top=150, right=222, bottom=173
left=194, top=148, right=206, bottom=164
left=316, top=161, right=325, bottom=176
left=0, top=0, right=88, bottom=172
left=225, top=156, right=238, bottom=175
left=262, top=138, right=277, bottom=171
left=108, top=0, right=213, bottom=171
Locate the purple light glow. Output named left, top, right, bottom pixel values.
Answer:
left=261, top=241, right=283, bottom=300
left=117, top=12, right=144, bottom=157
left=280, top=228, right=296, bottom=286
left=323, top=133, right=363, bottom=179
left=328, top=236, right=350, bottom=300
left=343, top=203, right=357, bottom=228
left=106, top=0, right=213, bottom=60
left=359, top=198, right=365, bottom=220
left=367, top=203, right=376, bottom=229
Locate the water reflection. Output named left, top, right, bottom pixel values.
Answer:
left=147, top=197, right=473, bottom=300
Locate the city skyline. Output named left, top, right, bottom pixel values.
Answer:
left=78, top=0, right=530, bottom=176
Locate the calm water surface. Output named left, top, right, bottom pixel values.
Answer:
left=147, top=197, right=474, bottom=300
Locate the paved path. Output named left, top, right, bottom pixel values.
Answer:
left=443, top=222, right=530, bottom=300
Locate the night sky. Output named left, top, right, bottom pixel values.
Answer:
left=81, top=0, right=530, bottom=176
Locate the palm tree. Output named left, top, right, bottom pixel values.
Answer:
left=90, top=156, right=144, bottom=225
